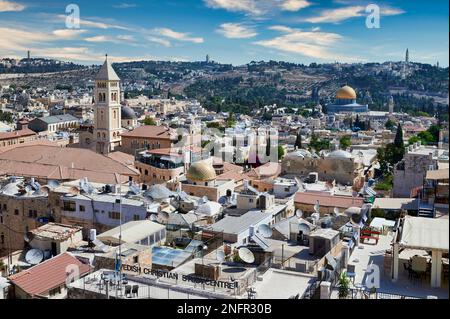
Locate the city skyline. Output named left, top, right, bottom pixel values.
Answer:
left=0, top=0, right=448, bottom=66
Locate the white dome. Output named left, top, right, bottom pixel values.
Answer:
left=328, top=150, right=354, bottom=159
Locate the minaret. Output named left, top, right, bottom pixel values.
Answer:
left=405, top=48, right=409, bottom=63
left=94, top=55, right=122, bottom=155
left=388, top=95, right=394, bottom=115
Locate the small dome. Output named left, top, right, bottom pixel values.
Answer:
left=121, top=106, right=137, bottom=119
left=186, top=161, right=216, bottom=182
left=328, top=150, right=354, bottom=159
left=336, top=85, right=357, bottom=100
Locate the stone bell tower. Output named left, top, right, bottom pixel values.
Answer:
left=94, top=55, right=122, bottom=154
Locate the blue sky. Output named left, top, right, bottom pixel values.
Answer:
left=0, top=0, right=448, bottom=66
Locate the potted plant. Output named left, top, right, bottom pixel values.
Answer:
left=338, top=272, right=351, bottom=299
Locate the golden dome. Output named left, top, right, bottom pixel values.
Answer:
left=336, top=85, right=357, bottom=100
left=186, top=161, right=216, bottom=182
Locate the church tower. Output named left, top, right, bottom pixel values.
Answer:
left=405, top=48, right=409, bottom=63
left=94, top=55, right=122, bottom=154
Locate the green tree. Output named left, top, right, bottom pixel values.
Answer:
left=385, top=119, right=396, bottom=130
left=143, top=117, right=157, bottom=126
left=294, top=132, right=303, bottom=149
left=309, top=133, right=331, bottom=152
left=340, top=135, right=352, bottom=150
left=226, top=112, right=236, bottom=128
left=277, top=145, right=285, bottom=161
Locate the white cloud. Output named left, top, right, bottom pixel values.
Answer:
left=153, top=28, right=204, bottom=44
left=85, top=35, right=135, bottom=44
left=381, top=7, right=405, bottom=16
left=0, top=27, right=53, bottom=51
left=204, top=0, right=263, bottom=15
left=52, top=29, right=87, bottom=39
left=0, top=0, right=25, bottom=12
left=280, top=0, right=311, bottom=12
left=204, top=0, right=311, bottom=16
left=305, top=5, right=404, bottom=23
left=254, top=25, right=361, bottom=62
left=216, top=23, right=258, bottom=39
left=55, top=15, right=130, bottom=30
left=147, top=36, right=172, bottom=47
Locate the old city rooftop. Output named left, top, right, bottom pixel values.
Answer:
left=0, top=144, right=139, bottom=183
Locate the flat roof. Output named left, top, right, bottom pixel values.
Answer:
left=373, top=198, right=418, bottom=210
left=97, top=220, right=165, bottom=244
left=399, top=216, right=449, bottom=251
left=30, top=223, right=82, bottom=241
left=207, top=211, right=271, bottom=235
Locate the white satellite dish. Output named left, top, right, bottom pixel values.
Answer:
left=314, top=201, right=320, bottom=214
left=217, top=250, right=225, bottom=262
left=25, top=249, right=44, bottom=265
left=298, top=223, right=311, bottom=235
left=80, top=178, right=95, bottom=195
left=128, top=183, right=141, bottom=195
left=150, top=214, right=158, bottom=222
left=333, top=207, right=340, bottom=216
left=311, top=212, right=320, bottom=223
left=47, top=180, right=60, bottom=189
left=258, top=224, right=273, bottom=238
left=295, top=209, right=303, bottom=218
left=238, top=248, right=255, bottom=264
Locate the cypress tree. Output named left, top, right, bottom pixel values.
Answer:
left=394, top=123, right=404, bottom=148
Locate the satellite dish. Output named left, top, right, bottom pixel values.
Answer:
left=25, top=249, right=44, bottom=265
left=158, top=211, right=170, bottom=222
left=258, top=224, right=273, bottom=238
left=80, top=178, right=95, bottom=195
left=311, top=212, right=320, bottom=223
left=217, top=250, right=225, bottom=262
left=333, top=207, right=340, bottom=216
left=150, top=214, right=158, bottom=222
left=47, top=180, right=60, bottom=189
left=39, top=186, right=50, bottom=195
left=314, top=201, right=320, bottom=214
left=298, top=223, right=311, bottom=235
left=238, top=247, right=255, bottom=264
left=295, top=209, right=303, bottom=218
left=128, top=183, right=140, bottom=195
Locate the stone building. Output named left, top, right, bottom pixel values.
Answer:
left=0, top=178, right=52, bottom=254
left=281, top=149, right=366, bottom=189
left=393, top=143, right=447, bottom=198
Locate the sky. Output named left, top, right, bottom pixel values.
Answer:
left=0, top=0, right=448, bottom=66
